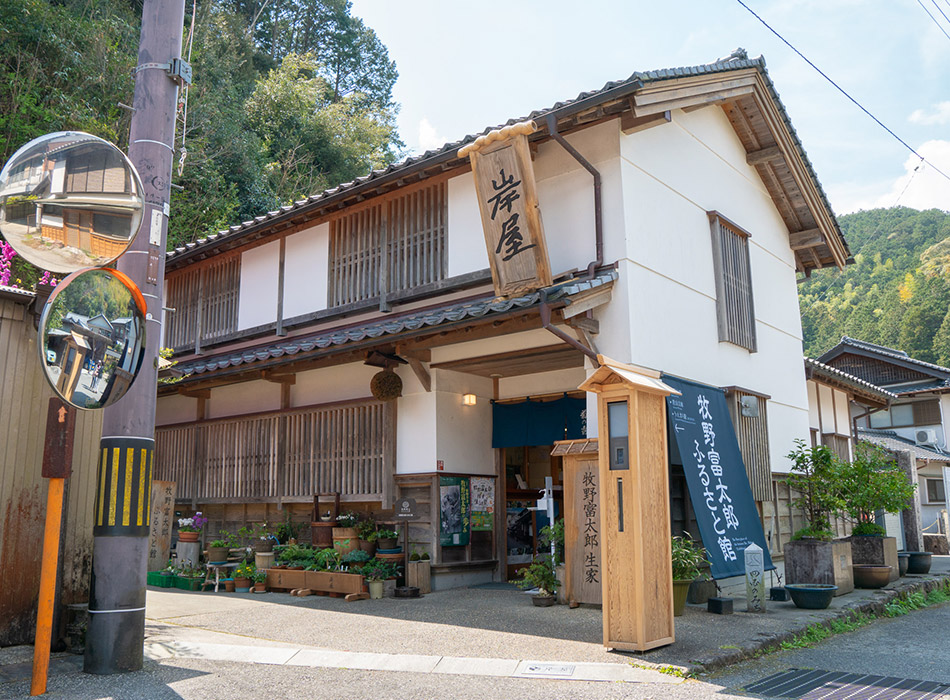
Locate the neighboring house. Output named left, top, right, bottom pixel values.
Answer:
left=154, top=53, right=849, bottom=589
left=819, top=336, right=950, bottom=534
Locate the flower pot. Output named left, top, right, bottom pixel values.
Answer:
left=852, top=565, right=891, bottom=589
left=255, top=552, right=275, bottom=570
left=253, top=539, right=273, bottom=554
left=359, top=539, right=377, bottom=556
left=906, top=552, right=932, bottom=574
left=784, top=539, right=854, bottom=595
left=672, top=580, right=692, bottom=616
left=785, top=584, right=837, bottom=609
left=253, top=582, right=266, bottom=592
left=377, top=537, right=398, bottom=551
left=847, top=536, right=898, bottom=582
left=898, top=553, right=910, bottom=577
left=531, top=594, right=556, bottom=607
left=369, top=580, right=384, bottom=599
left=224, top=579, right=235, bottom=593
left=233, top=577, right=251, bottom=590
left=206, top=546, right=230, bottom=563
left=178, top=531, right=199, bottom=543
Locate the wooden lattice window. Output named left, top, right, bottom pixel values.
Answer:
left=165, top=254, right=241, bottom=351
left=709, top=212, right=756, bottom=352
left=725, top=388, right=771, bottom=501
left=328, top=181, right=446, bottom=307
left=913, top=399, right=942, bottom=426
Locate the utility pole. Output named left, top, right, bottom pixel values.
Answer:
left=84, top=0, right=186, bottom=674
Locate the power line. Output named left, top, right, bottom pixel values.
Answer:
left=930, top=0, right=950, bottom=28
left=735, top=0, right=950, bottom=185
left=917, top=0, right=950, bottom=44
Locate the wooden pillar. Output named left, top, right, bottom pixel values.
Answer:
left=899, top=450, right=924, bottom=551
left=578, top=356, right=678, bottom=652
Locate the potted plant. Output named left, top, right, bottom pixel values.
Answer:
left=251, top=568, right=268, bottom=593
left=357, top=519, right=378, bottom=556
left=233, top=562, right=254, bottom=592
left=174, top=565, right=205, bottom=591
left=838, top=441, right=915, bottom=583
left=341, top=549, right=371, bottom=570
left=516, top=555, right=559, bottom=606
left=375, top=528, right=399, bottom=551
left=333, top=511, right=360, bottom=555
left=361, top=560, right=398, bottom=599
left=275, top=511, right=301, bottom=545
left=782, top=441, right=854, bottom=595
left=177, top=512, right=207, bottom=543
left=671, top=535, right=707, bottom=616
left=407, top=548, right=432, bottom=594
left=207, top=530, right=237, bottom=564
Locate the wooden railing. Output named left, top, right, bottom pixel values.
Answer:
left=165, top=253, right=240, bottom=352
left=154, top=399, right=391, bottom=504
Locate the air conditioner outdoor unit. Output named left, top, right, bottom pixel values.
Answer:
left=916, top=429, right=938, bottom=448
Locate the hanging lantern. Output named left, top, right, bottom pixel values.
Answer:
left=370, top=368, right=402, bottom=401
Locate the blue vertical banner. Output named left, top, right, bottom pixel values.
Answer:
left=663, top=375, right=774, bottom=579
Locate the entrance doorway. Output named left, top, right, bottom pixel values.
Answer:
left=503, top=445, right=563, bottom=580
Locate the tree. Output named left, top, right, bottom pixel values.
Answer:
left=837, top=442, right=916, bottom=536
left=785, top=440, right=844, bottom=541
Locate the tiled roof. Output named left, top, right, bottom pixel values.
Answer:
left=858, top=428, right=950, bottom=463
left=173, top=271, right=617, bottom=378
left=894, top=379, right=950, bottom=395
left=0, top=285, right=35, bottom=301
left=166, top=53, right=841, bottom=265
left=821, top=336, right=950, bottom=380
left=804, top=358, right=896, bottom=402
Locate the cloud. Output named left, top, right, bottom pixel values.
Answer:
left=834, top=140, right=950, bottom=214
left=417, top=118, right=448, bottom=153
left=909, top=102, right=950, bottom=126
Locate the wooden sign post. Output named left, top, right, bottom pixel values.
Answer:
left=578, top=356, right=679, bottom=652
left=147, top=481, right=176, bottom=572
left=458, top=121, right=552, bottom=298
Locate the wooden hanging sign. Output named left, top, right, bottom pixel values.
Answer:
left=458, top=121, right=552, bottom=298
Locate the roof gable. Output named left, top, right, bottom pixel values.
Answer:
left=166, top=54, right=846, bottom=277
left=819, top=336, right=950, bottom=387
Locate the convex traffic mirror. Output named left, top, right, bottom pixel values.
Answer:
left=39, top=267, right=147, bottom=410
left=0, top=131, right=144, bottom=273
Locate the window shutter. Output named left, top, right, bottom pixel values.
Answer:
left=913, top=399, right=941, bottom=426
left=709, top=213, right=756, bottom=352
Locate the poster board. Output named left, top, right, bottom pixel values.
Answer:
left=470, top=476, right=495, bottom=531
left=147, top=480, right=175, bottom=571
left=439, top=476, right=471, bottom=546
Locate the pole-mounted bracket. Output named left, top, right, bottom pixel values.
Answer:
left=134, top=57, right=192, bottom=86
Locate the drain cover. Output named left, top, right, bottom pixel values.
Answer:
left=520, top=663, right=576, bottom=677
left=746, top=669, right=950, bottom=700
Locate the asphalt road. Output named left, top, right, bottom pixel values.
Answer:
left=707, top=601, right=950, bottom=697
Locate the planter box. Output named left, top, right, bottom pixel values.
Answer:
left=846, top=536, right=898, bottom=582
left=147, top=572, right=175, bottom=588
left=266, top=568, right=307, bottom=591
left=407, top=561, right=431, bottom=594
left=923, top=533, right=949, bottom=556
left=174, top=576, right=204, bottom=591
left=303, top=570, right=365, bottom=595
left=784, top=539, right=853, bottom=596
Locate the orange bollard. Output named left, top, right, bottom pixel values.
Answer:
left=30, top=477, right=66, bottom=696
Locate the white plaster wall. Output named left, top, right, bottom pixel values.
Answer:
left=155, top=394, right=198, bottom=426
left=615, top=106, right=811, bottom=472
left=397, top=391, right=437, bottom=473
left=497, top=368, right=588, bottom=400
left=818, top=384, right=834, bottom=434
left=283, top=223, right=329, bottom=319
left=807, top=381, right=820, bottom=430
left=238, top=240, right=280, bottom=330
left=447, top=174, right=488, bottom=278
left=292, top=363, right=377, bottom=407
left=834, top=388, right=850, bottom=436
left=430, top=328, right=560, bottom=364
left=434, top=371, right=494, bottom=475
left=207, top=380, right=281, bottom=419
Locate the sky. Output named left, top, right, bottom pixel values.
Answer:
left=350, top=0, right=950, bottom=216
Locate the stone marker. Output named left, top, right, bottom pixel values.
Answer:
left=745, top=543, right=765, bottom=612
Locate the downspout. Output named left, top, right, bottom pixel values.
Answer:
left=545, top=114, right=603, bottom=279
left=539, top=291, right=598, bottom=363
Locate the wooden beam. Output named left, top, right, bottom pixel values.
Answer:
left=177, top=387, right=211, bottom=399
left=406, top=357, right=431, bottom=392
left=562, top=286, right=613, bottom=319
left=620, top=110, right=671, bottom=135
left=746, top=145, right=783, bottom=166
left=566, top=315, right=599, bottom=335
left=262, top=369, right=296, bottom=385
left=789, top=228, right=825, bottom=250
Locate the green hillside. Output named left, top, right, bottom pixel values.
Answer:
left=800, top=207, right=950, bottom=363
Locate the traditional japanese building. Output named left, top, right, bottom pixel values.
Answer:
left=154, top=52, right=849, bottom=589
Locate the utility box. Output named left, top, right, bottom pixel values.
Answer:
left=578, top=356, right=679, bottom=652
